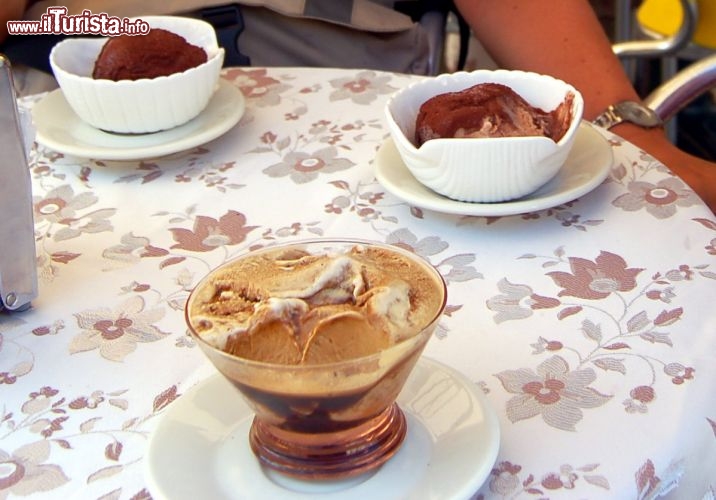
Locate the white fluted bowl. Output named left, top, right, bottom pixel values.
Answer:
left=49, top=16, right=224, bottom=134
left=384, top=70, right=584, bottom=203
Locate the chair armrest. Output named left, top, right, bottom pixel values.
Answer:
left=644, top=52, right=716, bottom=121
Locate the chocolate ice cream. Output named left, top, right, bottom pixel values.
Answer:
left=92, top=28, right=207, bottom=81
left=415, top=82, right=574, bottom=146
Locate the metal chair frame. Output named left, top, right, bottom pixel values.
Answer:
left=612, top=0, right=716, bottom=140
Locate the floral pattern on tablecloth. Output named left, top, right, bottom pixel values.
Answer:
left=1, top=380, right=178, bottom=499
left=607, top=137, right=703, bottom=219
left=3, top=68, right=715, bottom=499
left=487, top=247, right=713, bottom=432
left=70, top=296, right=170, bottom=362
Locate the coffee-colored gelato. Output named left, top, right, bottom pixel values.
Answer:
left=188, top=245, right=442, bottom=365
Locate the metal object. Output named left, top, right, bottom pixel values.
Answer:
left=612, top=0, right=699, bottom=60
left=612, top=0, right=701, bottom=140
left=644, top=52, right=716, bottom=122
left=593, top=100, right=665, bottom=130
left=0, top=54, right=38, bottom=312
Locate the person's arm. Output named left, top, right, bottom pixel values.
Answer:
left=453, top=0, right=716, bottom=213
left=1, top=0, right=30, bottom=43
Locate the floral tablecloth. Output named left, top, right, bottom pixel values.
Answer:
left=3, top=67, right=716, bottom=500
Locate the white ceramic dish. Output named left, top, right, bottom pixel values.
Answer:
left=385, top=70, right=584, bottom=203
left=32, top=79, right=244, bottom=161
left=375, top=121, right=613, bottom=217
left=145, top=357, right=500, bottom=500
left=49, top=16, right=225, bottom=133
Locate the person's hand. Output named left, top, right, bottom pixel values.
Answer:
left=616, top=123, right=716, bottom=213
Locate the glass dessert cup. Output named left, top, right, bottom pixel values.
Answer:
left=185, top=239, right=447, bottom=481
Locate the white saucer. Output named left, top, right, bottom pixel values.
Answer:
left=375, top=122, right=613, bottom=217
left=145, top=357, right=500, bottom=500
left=32, top=79, right=245, bottom=161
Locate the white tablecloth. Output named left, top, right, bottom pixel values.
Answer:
left=3, top=67, right=716, bottom=499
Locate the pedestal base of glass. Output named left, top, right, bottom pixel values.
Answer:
left=249, top=403, right=407, bottom=480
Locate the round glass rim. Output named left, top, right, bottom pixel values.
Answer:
left=184, top=237, right=448, bottom=371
